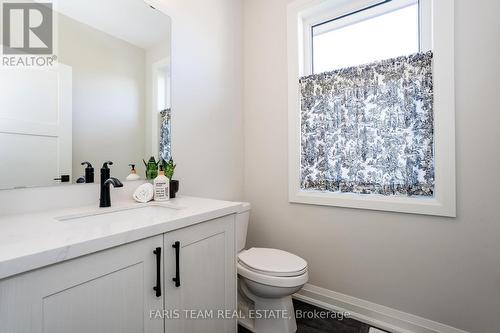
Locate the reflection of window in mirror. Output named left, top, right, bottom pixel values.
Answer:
left=152, top=59, right=171, bottom=162
left=157, top=65, right=171, bottom=111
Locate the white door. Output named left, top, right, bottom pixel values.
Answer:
left=163, top=215, right=237, bottom=333
left=0, top=236, right=164, bottom=333
left=0, top=64, right=72, bottom=189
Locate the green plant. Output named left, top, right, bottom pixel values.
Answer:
left=143, top=156, right=160, bottom=180
left=164, top=158, right=176, bottom=180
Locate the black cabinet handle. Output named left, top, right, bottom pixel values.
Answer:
left=172, top=241, right=181, bottom=287
left=153, top=247, right=162, bottom=297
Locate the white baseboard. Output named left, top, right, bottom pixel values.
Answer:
left=293, top=284, right=469, bottom=333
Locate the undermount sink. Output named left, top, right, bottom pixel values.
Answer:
left=56, top=204, right=181, bottom=224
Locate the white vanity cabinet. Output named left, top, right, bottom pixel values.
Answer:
left=0, top=215, right=237, bottom=333
left=0, top=235, right=164, bottom=333
left=163, top=214, right=236, bottom=333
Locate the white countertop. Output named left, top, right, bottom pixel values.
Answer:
left=0, top=196, right=243, bottom=280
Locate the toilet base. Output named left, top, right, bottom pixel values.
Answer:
left=238, top=278, right=298, bottom=333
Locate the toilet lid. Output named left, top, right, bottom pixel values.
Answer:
left=238, top=248, right=307, bottom=277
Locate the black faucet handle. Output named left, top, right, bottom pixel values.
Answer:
left=81, top=161, right=93, bottom=168
left=102, top=161, right=114, bottom=169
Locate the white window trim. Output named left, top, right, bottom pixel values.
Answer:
left=287, top=0, right=456, bottom=217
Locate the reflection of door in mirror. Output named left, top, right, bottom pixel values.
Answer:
left=0, top=66, right=72, bottom=189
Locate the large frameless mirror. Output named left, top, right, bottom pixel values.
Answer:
left=0, top=0, right=171, bottom=189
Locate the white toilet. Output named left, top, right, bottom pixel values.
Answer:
left=236, top=203, right=308, bottom=333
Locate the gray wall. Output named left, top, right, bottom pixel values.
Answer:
left=243, top=0, right=500, bottom=332
left=166, top=0, right=244, bottom=201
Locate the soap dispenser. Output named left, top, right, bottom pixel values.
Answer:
left=81, top=162, right=94, bottom=183
left=126, top=164, right=141, bottom=181
left=154, top=164, right=170, bottom=202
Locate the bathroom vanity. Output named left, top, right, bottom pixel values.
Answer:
left=0, top=195, right=242, bottom=333
left=0, top=1, right=243, bottom=331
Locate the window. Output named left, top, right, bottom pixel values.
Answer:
left=312, top=2, right=419, bottom=73
left=287, top=0, right=456, bottom=216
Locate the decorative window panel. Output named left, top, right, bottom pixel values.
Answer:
left=159, top=108, right=171, bottom=162
left=300, top=51, right=434, bottom=197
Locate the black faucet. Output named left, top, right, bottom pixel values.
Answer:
left=100, top=161, right=123, bottom=208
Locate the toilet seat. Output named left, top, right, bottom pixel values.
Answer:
left=238, top=248, right=307, bottom=275
left=237, top=248, right=308, bottom=287
left=238, top=261, right=308, bottom=277
left=237, top=263, right=308, bottom=288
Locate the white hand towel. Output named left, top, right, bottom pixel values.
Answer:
left=133, top=183, right=154, bottom=203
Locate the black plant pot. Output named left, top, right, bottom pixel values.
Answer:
left=170, top=180, right=179, bottom=198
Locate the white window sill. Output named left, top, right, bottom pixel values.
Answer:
left=289, top=189, right=456, bottom=217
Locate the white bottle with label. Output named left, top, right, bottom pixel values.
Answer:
left=153, top=167, right=170, bottom=201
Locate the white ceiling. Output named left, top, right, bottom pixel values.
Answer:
left=54, top=0, right=170, bottom=50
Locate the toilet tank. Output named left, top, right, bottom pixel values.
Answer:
left=236, top=202, right=251, bottom=252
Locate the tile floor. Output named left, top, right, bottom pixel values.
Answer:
left=238, top=299, right=385, bottom=333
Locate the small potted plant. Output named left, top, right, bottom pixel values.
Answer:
left=164, top=158, right=179, bottom=198
left=143, top=156, right=159, bottom=180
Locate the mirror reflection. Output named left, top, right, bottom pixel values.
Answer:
left=0, top=0, right=171, bottom=189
